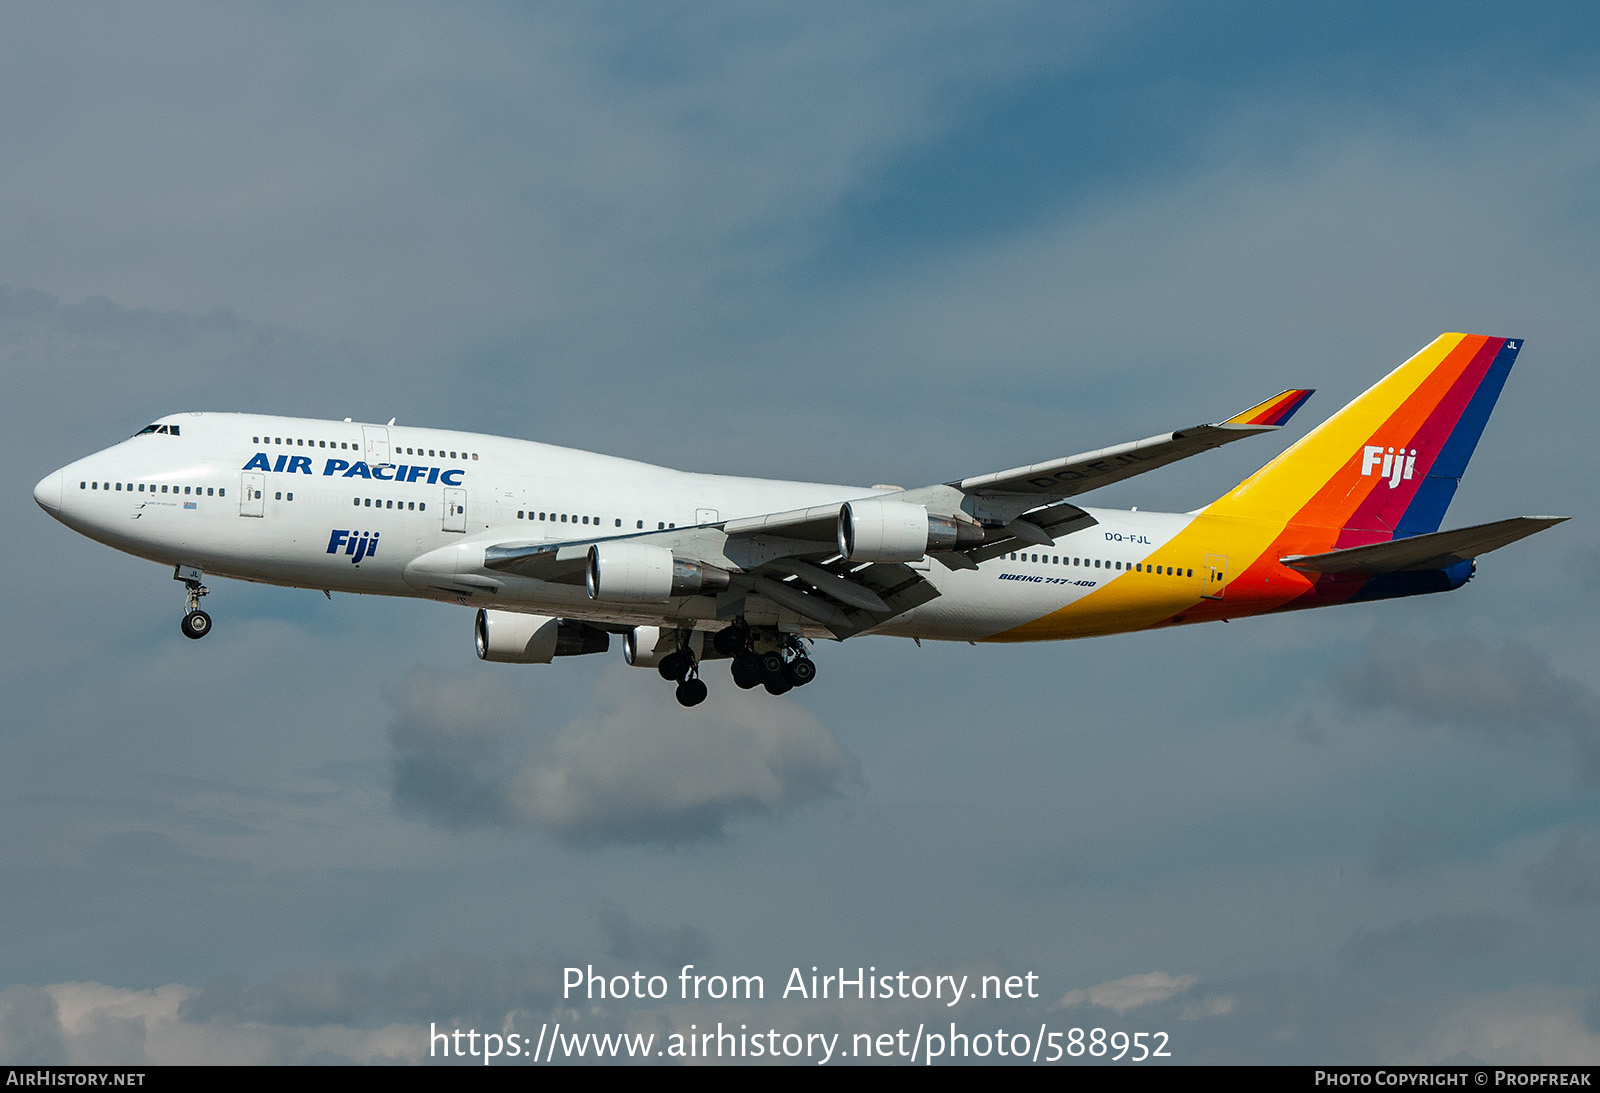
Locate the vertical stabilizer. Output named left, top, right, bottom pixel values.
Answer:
left=1202, top=334, right=1521, bottom=541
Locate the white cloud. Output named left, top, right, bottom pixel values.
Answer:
left=0, top=982, right=416, bottom=1065
left=1054, top=971, right=1198, bottom=1013
left=1409, top=986, right=1600, bottom=1066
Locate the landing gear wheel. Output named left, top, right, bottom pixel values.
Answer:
left=784, top=657, right=816, bottom=686
left=180, top=610, right=212, bottom=640
left=763, top=675, right=793, bottom=696
left=675, top=677, right=708, bottom=707
left=731, top=653, right=763, bottom=689
left=659, top=650, right=691, bottom=682
left=760, top=650, right=786, bottom=679
left=712, top=627, right=746, bottom=657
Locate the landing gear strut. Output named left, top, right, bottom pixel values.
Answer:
left=175, top=565, right=212, bottom=640
left=658, top=642, right=708, bottom=708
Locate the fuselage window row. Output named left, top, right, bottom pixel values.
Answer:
left=248, top=436, right=479, bottom=462
left=509, top=512, right=667, bottom=531
left=1006, top=551, right=1192, bottom=577
left=84, top=482, right=225, bottom=497
left=354, top=498, right=426, bottom=511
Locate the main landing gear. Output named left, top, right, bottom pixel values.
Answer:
left=648, top=622, right=818, bottom=708
left=722, top=624, right=816, bottom=696
left=174, top=565, right=212, bottom=640
left=658, top=647, right=709, bottom=708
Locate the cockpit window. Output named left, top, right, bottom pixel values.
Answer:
left=131, top=424, right=180, bottom=437
left=134, top=424, right=160, bottom=436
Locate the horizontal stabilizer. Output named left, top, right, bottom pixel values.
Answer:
left=1280, top=516, right=1566, bottom=575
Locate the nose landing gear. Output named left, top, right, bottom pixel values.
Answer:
left=174, top=565, right=212, bottom=640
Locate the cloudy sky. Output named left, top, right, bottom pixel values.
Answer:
left=3, top=1, right=1597, bottom=1065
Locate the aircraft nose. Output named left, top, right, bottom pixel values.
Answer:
left=33, top=469, right=63, bottom=515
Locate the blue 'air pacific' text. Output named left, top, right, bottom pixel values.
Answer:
left=241, top=453, right=465, bottom=485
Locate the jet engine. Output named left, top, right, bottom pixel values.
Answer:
left=837, top=499, right=984, bottom=562
left=625, top=627, right=728, bottom=670
left=474, top=610, right=610, bottom=663
left=585, top=542, right=730, bottom=602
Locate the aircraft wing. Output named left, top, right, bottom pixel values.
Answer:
left=949, top=388, right=1314, bottom=501
left=1279, top=516, right=1567, bottom=575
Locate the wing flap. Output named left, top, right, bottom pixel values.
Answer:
left=761, top=558, right=891, bottom=613
left=953, top=502, right=1099, bottom=566
left=828, top=562, right=944, bottom=639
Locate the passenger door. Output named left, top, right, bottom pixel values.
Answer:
left=443, top=488, right=467, bottom=533
left=240, top=472, right=265, bottom=517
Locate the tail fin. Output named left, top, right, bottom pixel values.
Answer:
left=1203, top=334, right=1522, bottom=539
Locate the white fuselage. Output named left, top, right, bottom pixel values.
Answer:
left=35, top=412, right=1203, bottom=643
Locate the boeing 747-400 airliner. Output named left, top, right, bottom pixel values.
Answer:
left=34, top=333, right=1563, bottom=706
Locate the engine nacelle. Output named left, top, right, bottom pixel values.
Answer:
left=474, top=610, right=609, bottom=663
left=625, top=627, right=724, bottom=669
left=837, top=499, right=984, bottom=562
left=586, top=542, right=730, bottom=602
left=624, top=626, right=673, bottom=668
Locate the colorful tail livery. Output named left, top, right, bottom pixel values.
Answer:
left=1208, top=333, right=1520, bottom=536
left=993, top=334, right=1563, bottom=642
left=1190, top=333, right=1557, bottom=617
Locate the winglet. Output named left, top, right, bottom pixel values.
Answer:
left=1224, top=389, right=1315, bottom=427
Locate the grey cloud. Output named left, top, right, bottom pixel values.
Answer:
left=178, top=953, right=565, bottom=1030
left=387, top=671, right=521, bottom=832
left=13, top=982, right=419, bottom=1065
left=0, top=284, right=366, bottom=438
left=510, top=677, right=857, bottom=847
left=0, top=986, right=67, bottom=1065
left=1525, top=829, right=1600, bottom=908
left=1338, top=914, right=1518, bottom=975
left=1336, top=632, right=1600, bottom=780
left=388, top=667, right=857, bottom=847
left=1368, top=815, right=1444, bottom=880
left=597, top=903, right=711, bottom=972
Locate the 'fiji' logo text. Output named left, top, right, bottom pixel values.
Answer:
left=1360, top=445, right=1416, bottom=489
left=327, top=529, right=379, bottom=564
